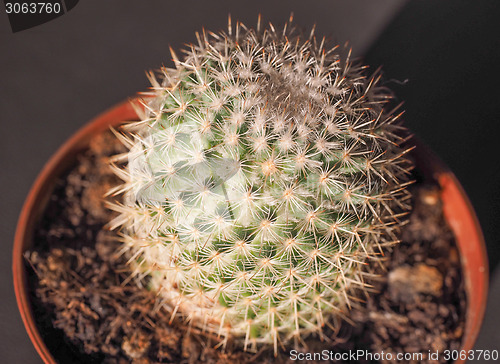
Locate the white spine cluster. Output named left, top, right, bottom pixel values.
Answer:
left=108, top=18, right=412, bottom=354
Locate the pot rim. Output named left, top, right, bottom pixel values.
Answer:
left=12, top=100, right=489, bottom=364
left=437, top=168, right=489, bottom=359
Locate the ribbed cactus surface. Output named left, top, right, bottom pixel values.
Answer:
left=108, top=19, right=412, bottom=353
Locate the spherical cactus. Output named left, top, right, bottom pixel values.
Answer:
left=108, top=18, right=413, bottom=354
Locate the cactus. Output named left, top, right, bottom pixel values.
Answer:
left=108, top=18, right=413, bottom=354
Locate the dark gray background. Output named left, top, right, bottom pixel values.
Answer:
left=1, top=1, right=499, bottom=362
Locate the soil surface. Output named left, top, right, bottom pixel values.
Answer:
left=27, top=132, right=465, bottom=363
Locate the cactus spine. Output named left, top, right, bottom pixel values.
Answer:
left=108, top=18, right=412, bottom=354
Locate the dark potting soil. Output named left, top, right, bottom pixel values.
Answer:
left=26, top=132, right=465, bottom=364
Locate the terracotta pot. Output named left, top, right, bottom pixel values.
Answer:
left=411, top=139, right=489, bottom=364
left=13, top=101, right=488, bottom=364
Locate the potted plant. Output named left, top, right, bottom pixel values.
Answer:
left=14, top=20, right=488, bottom=363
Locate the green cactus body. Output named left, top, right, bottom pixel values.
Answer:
left=108, top=20, right=412, bottom=353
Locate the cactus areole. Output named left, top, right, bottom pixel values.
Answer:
left=108, top=19, right=413, bottom=354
